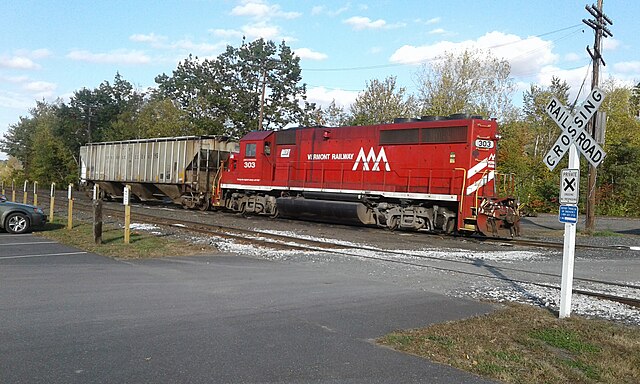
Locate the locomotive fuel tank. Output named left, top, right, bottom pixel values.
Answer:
left=277, top=197, right=376, bottom=225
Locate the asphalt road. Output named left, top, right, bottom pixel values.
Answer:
left=0, top=233, right=496, bottom=384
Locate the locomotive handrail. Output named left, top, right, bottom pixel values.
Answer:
left=475, top=169, right=494, bottom=213
left=454, top=168, right=466, bottom=214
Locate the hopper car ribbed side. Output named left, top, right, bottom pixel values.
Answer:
left=79, top=136, right=238, bottom=210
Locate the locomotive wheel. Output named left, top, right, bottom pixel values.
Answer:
left=445, top=218, right=456, bottom=234
left=387, top=216, right=399, bottom=231
left=199, top=199, right=210, bottom=211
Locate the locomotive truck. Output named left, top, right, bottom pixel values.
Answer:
left=80, top=114, right=520, bottom=237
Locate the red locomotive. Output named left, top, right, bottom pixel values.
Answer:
left=214, top=114, right=520, bottom=237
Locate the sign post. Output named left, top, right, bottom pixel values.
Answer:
left=123, top=185, right=131, bottom=244
left=33, top=181, right=38, bottom=206
left=49, top=183, right=55, bottom=223
left=545, top=89, right=606, bottom=319
left=67, top=184, right=73, bottom=230
left=93, top=184, right=103, bottom=245
left=23, top=180, right=28, bottom=204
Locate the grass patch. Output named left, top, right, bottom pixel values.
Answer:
left=379, top=303, right=640, bottom=383
left=34, top=219, right=212, bottom=259
left=578, top=229, right=623, bottom=237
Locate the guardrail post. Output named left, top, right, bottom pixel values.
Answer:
left=23, top=179, right=28, bottom=204
left=49, top=183, right=55, bottom=223
left=123, top=185, right=131, bottom=244
left=67, top=184, right=73, bottom=230
left=33, top=181, right=38, bottom=206
left=93, top=184, right=102, bottom=244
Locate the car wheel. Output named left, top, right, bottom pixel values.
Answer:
left=6, top=212, right=30, bottom=234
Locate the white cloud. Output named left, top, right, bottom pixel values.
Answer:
left=241, top=22, right=281, bottom=40
left=429, top=28, right=446, bottom=35
left=537, top=64, right=592, bottom=101
left=231, top=0, right=300, bottom=20
left=306, top=86, right=358, bottom=109
left=312, top=4, right=349, bottom=17
left=564, top=52, right=582, bottom=62
left=426, top=17, right=440, bottom=25
left=294, top=48, right=327, bottom=61
left=389, top=31, right=559, bottom=78
left=0, top=56, right=40, bottom=70
left=0, top=90, right=38, bottom=109
left=14, top=48, right=52, bottom=59
left=23, top=81, right=57, bottom=97
left=169, top=40, right=225, bottom=54
left=1, top=75, right=29, bottom=84
left=613, top=61, right=640, bottom=73
left=66, top=50, right=151, bottom=65
left=211, top=28, right=243, bottom=38
left=602, top=38, right=620, bottom=51
left=129, top=33, right=167, bottom=44
left=344, top=16, right=386, bottom=30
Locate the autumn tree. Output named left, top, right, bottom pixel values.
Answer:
left=0, top=101, right=77, bottom=186
left=596, top=80, right=640, bottom=215
left=349, top=76, right=417, bottom=125
left=318, top=100, right=350, bottom=126
left=415, top=49, right=516, bottom=120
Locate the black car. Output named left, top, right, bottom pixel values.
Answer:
left=0, top=194, right=47, bottom=234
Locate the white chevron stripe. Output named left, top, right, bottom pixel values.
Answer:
left=466, top=170, right=495, bottom=195
left=467, top=158, right=489, bottom=179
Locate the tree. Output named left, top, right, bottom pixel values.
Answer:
left=415, top=49, right=515, bottom=121
left=595, top=79, right=640, bottom=216
left=349, top=76, right=417, bottom=125
left=522, top=77, right=570, bottom=160
left=496, top=77, right=570, bottom=213
left=134, top=98, right=191, bottom=138
left=630, top=81, right=640, bottom=118
left=317, top=100, right=350, bottom=126
left=0, top=101, right=53, bottom=174
left=155, top=38, right=314, bottom=137
left=0, top=101, right=77, bottom=186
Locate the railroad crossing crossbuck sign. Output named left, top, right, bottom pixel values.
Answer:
left=544, top=87, right=607, bottom=171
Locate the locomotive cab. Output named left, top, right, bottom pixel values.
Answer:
left=217, top=131, right=279, bottom=216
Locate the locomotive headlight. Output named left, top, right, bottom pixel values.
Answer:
left=494, top=134, right=502, bottom=140
left=449, top=152, right=456, bottom=163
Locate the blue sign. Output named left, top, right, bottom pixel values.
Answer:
left=559, top=205, right=578, bottom=224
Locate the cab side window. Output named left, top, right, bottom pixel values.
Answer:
left=245, top=143, right=256, bottom=158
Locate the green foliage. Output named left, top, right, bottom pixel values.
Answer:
left=155, top=38, right=313, bottom=137
left=349, top=76, right=418, bottom=125
left=415, top=49, right=516, bottom=121
left=315, top=100, right=350, bottom=127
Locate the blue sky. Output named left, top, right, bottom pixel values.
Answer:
left=1, top=0, right=638, bottom=160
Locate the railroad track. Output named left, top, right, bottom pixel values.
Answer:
left=50, top=196, right=640, bottom=310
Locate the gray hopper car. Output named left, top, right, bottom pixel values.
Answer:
left=79, top=136, right=239, bottom=210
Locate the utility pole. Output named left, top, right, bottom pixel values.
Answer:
left=258, top=68, right=267, bottom=131
left=583, top=0, right=613, bottom=233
